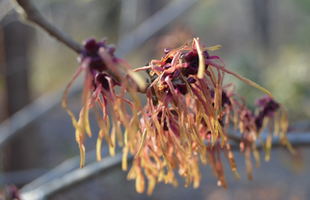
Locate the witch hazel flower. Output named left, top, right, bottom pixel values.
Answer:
left=215, top=84, right=295, bottom=179
left=62, top=38, right=145, bottom=168
left=129, top=38, right=236, bottom=192
left=127, top=38, right=294, bottom=194
left=254, top=95, right=295, bottom=161
left=127, top=106, right=204, bottom=194
left=63, top=37, right=294, bottom=194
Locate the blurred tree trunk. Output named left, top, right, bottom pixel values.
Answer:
left=3, top=21, right=31, bottom=116
left=252, top=0, right=270, bottom=50
left=1, top=18, right=40, bottom=174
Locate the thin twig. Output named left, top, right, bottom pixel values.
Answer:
left=12, top=0, right=83, bottom=53
left=227, top=130, right=310, bottom=150
left=11, top=0, right=148, bottom=93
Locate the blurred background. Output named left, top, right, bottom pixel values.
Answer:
left=0, top=0, right=310, bottom=199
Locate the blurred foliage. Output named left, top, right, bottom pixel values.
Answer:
left=295, top=0, right=310, bottom=13
left=264, top=46, right=310, bottom=120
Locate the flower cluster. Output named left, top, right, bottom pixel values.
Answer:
left=62, top=38, right=145, bottom=168
left=64, top=38, right=293, bottom=195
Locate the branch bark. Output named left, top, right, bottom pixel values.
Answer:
left=12, top=0, right=83, bottom=53
left=11, top=0, right=149, bottom=93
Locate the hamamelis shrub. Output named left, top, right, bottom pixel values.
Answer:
left=63, top=37, right=294, bottom=195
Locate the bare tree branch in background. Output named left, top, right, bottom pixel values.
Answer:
left=20, top=131, right=310, bottom=200
left=0, top=0, right=14, bottom=21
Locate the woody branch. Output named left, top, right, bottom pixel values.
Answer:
left=12, top=0, right=148, bottom=93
